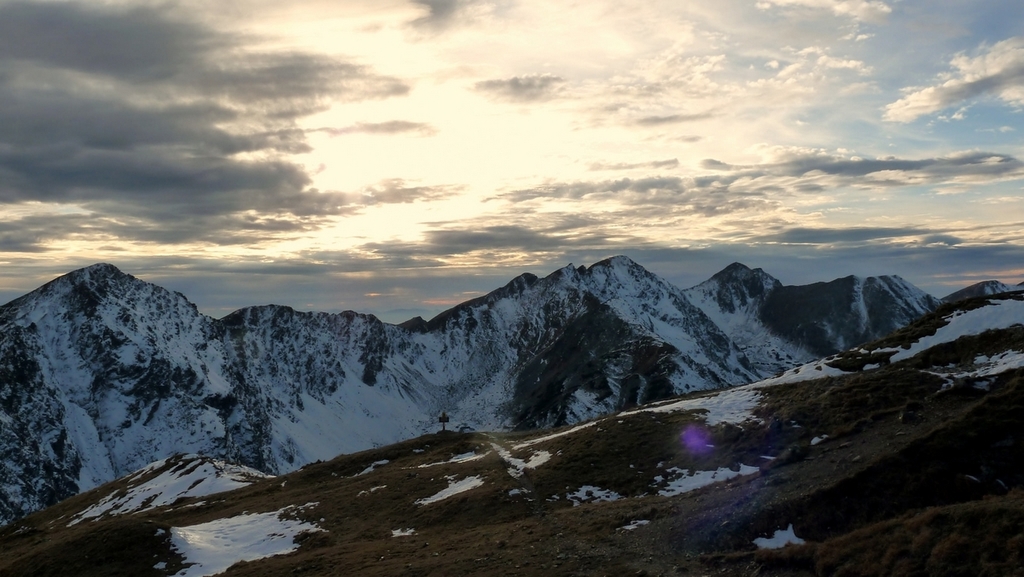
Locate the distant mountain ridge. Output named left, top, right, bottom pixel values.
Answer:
left=683, top=262, right=940, bottom=369
left=0, top=257, right=940, bottom=525
left=942, top=279, right=1024, bottom=303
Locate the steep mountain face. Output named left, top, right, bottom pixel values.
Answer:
left=941, top=280, right=1021, bottom=303
left=0, top=257, right=760, bottom=525
left=686, top=264, right=941, bottom=365
left=760, top=274, right=941, bottom=358
left=405, top=257, right=758, bottom=429
left=683, top=263, right=806, bottom=375
left=0, top=264, right=251, bottom=524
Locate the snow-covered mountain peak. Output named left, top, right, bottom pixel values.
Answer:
left=709, top=262, right=775, bottom=284
left=942, top=280, right=1021, bottom=303
left=691, top=262, right=781, bottom=316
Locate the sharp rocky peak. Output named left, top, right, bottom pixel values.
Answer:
left=691, top=262, right=781, bottom=314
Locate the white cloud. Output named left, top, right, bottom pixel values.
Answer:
left=758, top=0, right=892, bottom=23
left=816, top=55, right=871, bottom=74
left=885, top=37, right=1024, bottom=122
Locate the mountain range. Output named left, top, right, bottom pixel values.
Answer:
left=0, top=257, right=959, bottom=525
left=2, top=290, right=1023, bottom=576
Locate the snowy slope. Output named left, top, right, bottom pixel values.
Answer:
left=887, top=296, right=1024, bottom=363
left=68, top=454, right=270, bottom=526
left=683, top=263, right=811, bottom=374
left=686, top=264, right=941, bottom=367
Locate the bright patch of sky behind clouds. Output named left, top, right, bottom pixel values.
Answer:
left=0, top=0, right=1022, bottom=322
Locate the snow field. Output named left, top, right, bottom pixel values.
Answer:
left=166, top=503, right=324, bottom=577
left=752, top=524, right=805, bottom=549
left=566, top=486, right=621, bottom=506
left=888, top=298, right=1024, bottom=362
left=69, top=456, right=270, bottom=526
left=491, top=442, right=552, bottom=478
left=355, top=460, right=390, bottom=476
left=391, top=528, right=416, bottom=537
left=655, top=464, right=760, bottom=497
left=417, top=451, right=488, bottom=468
left=414, top=475, right=486, bottom=505
left=624, top=385, right=763, bottom=425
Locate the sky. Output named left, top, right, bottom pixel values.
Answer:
left=1, top=0, right=1023, bottom=322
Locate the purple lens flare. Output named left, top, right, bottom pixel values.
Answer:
left=681, top=424, right=714, bottom=455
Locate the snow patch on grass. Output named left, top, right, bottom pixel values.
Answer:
left=890, top=299, right=1024, bottom=362
left=417, top=451, right=489, bottom=468
left=68, top=456, right=269, bottom=526
left=655, top=465, right=759, bottom=497
left=357, top=485, right=386, bottom=497
left=512, top=421, right=599, bottom=449
left=491, top=443, right=552, bottom=478
left=414, top=475, right=485, bottom=505
left=755, top=361, right=852, bottom=387
left=623, top=385, right=763, bottom=426
left=356, top=460, right=389, bottom=476
left=168, top=503, right=324, bottom=577
left=753, top=524, right=805, bottom=549
left=566, top=485, right=621, bottom=506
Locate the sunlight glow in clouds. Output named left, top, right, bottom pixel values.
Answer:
left=0, top=0, right=1022, bottom=321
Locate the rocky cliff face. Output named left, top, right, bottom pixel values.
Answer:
left=0, top=257, right=940, bottom=525
left=759, top=275, right=941, bottom=358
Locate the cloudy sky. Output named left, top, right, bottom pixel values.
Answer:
left=1, top=0, right=1023, bottom=322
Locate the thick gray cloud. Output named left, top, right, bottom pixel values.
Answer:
left=506, top=177, right=687, bottom=201
left=635, top=112, right=714, bottom=126
left=765, top=152, right=1023, bottom=179
left=0, top=175, right=456, bottom=251
left=0, top=214, right=94, bottom=253
left=361, top=225, right=581, bottom=260
left=695, top=150, right=1024, bottom=187
left=409, top=0, right=477, bottom=30
left=589, top=159, right=679, bottom=171
left=5, top=232, right=1024, bottom=324
left=0, top=2, right=215, bottom=81
left=316, top=121, right=438, bottom=136
left=0, top=1, right=411, bottom=247
left=501, top=176, right=775, bottom=217
left=749, top=226, right=931, bottom=244
left=490, top=150, right=1024, bottom=239
left=474, top=74, right=567, bottom=102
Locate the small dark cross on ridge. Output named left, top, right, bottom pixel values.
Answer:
left=439, top=411, right=450, bottom=432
